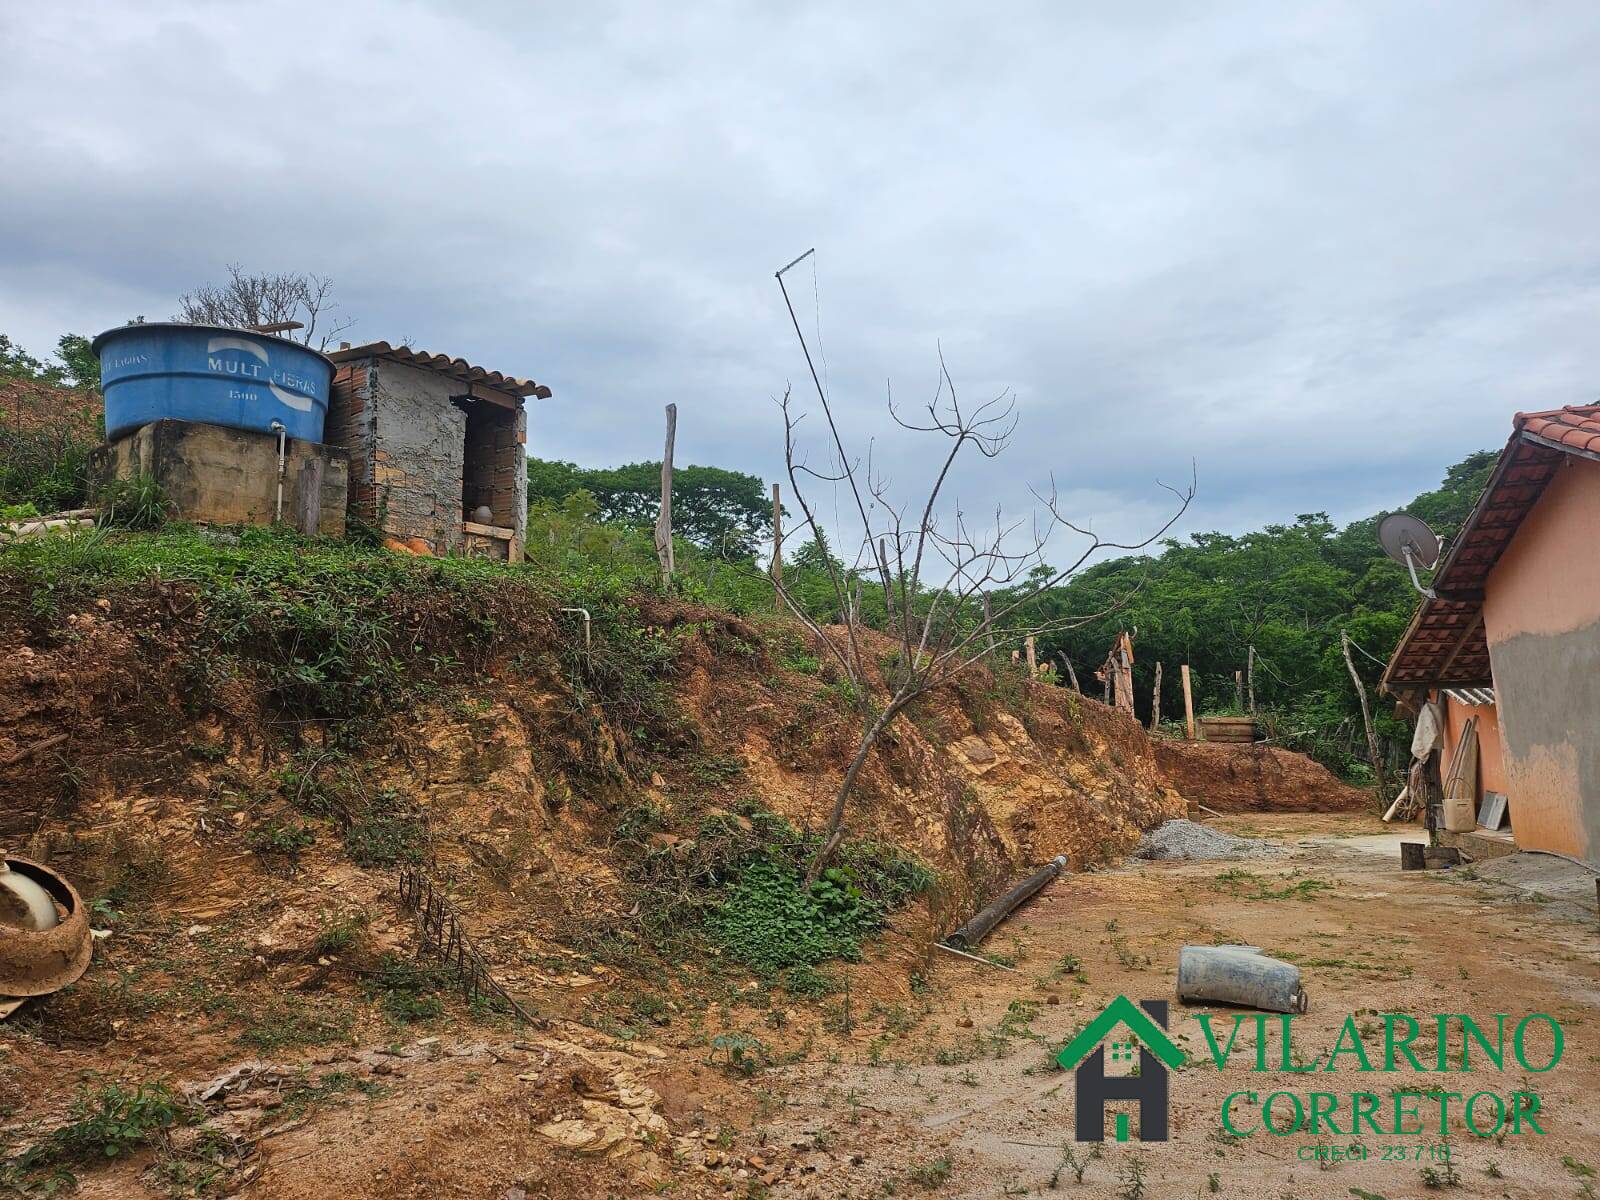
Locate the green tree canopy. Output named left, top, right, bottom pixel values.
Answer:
left=527, top=457, right=773, bottom=558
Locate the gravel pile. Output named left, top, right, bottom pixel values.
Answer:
left=1134, top=819, right=1283, bottom=861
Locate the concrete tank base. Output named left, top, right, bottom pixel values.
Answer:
left=90, top=418, right=349, bottom=538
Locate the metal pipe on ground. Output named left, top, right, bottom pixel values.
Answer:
left=943, top=855, right=1068, bottom=950
left=1177, top=945, right=1307, bottom=1014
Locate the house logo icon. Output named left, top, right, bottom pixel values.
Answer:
left=1056, top=995, right=1185, bottom=1142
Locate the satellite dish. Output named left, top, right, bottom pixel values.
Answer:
left=1377, top=512, right=1441, bottom=599
left=1377, top=513, right=1440, bottom=569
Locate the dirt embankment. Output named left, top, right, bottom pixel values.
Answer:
left=1153, top=737, right=1374, bottom=813
left=0, top=377, right=101, bottom=441
left=0, top=573, right=1188, bottom=1196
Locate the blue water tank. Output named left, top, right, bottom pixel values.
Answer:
left=93, top=323, right=334, bottom=442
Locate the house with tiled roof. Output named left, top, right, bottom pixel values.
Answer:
left=1383, top=403, right=1600, bottom=865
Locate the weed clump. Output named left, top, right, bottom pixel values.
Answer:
left=709, top=861, right=881, bottom=974
left=363, top=954, right=448, bottom=1024
left=620, top=805, right=933, bottom=977
left=1, top=1081, right=191, bottom=1190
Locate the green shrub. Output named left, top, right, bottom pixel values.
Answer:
left=708, top=860, right=883, bottom=975
left=247, top=820, right=316, bottom=861
left=708, top=1031, right=771, bottom=1076
left=3, top=1081, right=191, bottom=1186
left=364, top=954, right=448, bottom=1023
left=781, top=963, right=840, bottom=999
left=343, top=807, right=424, bottom=868
left=97, top=472, right=170, bottom=529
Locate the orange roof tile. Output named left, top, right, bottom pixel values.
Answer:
left=328, top=341, right=552, bottom=400
left=1382, top=400, right=1599, bottom=695
left=1516, top=402, right=1600, bottom=457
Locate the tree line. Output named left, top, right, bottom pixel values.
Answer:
left=524, top=446, right=1493, bottom=781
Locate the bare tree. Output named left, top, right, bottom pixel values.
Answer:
left=772, top=254, right=1194, bottom=880
left=175, top=264, right=355, bottom=350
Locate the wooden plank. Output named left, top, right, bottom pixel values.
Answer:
left=1342, top=630, right=1389, bottom=801
left=296, top=457, right=324, bottom=536
left=655, top=404, right=676, bottom=581
left=771, top=482, right=783, bottom=608
left=1181, top=664, right=1196, bottom=741
left=1150, top=662, right=1163, bottom=731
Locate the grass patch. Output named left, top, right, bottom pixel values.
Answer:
left=617, top=804, right=933, bottom=977
left=363, top=954, right=448, bottom=1024
left=239, top=997, right=355, bottom=1051
left=1, top=1081, right=192, bottom=1192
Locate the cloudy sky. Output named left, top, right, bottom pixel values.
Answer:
left=5, top=1, right=1599, bottom=557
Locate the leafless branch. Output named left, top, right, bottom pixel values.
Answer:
left=176, top=264, right=356, bottom=350
left=771, top=255, right=1195, bottom=880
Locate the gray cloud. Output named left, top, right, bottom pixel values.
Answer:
left=4, top=0, right=1599, bottom=561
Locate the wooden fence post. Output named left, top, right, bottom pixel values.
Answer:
left=1181, top=664, right=1196, bottom=741
left=1025, top=635, right=1037, bottom=679
left=981, top=593, right=996, bottom=657
left=654, top=404, right=676, bottom=582
left=1234, top=670, right=1244, bottom=711
left=1115, top=634, right=1135, bottom=717
left=1247, top=645, right=1256, bottom=714
left=771, top=481, right=783, bottom=608
left=1057, top=652, right=1080, bottom=693
left=1150, top=662, right=1163, bottom=731
left=879, top=537, right=894, bottom=625
left=1341, top=630, right=1389, bottom=800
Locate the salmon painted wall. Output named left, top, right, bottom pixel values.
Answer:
left=1482, top=455, right=1600, bottom=863
left=1438, top=694, right=1505, bottom=806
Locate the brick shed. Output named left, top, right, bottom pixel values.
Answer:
left=325, top=343, right=551, bottom=561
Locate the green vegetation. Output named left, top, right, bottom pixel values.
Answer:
left=710, top=860, right=887, bottom=974
left=707, top=1031, right=771, bottom=1075
left=1, top=331, right=102, bottom=512
left=0, top=331, right=98, bottom=390
left=96, top=472, right=170, bottom=529
left=1023, top=451, right=1496, bottom=776
left=239, top=997, right=355, bottom=1051
left=521, top=442, right=1497, bottom=781
left=907, top=1155, right=953, bottom=1187
left=1, top=1081, right=191, bottom=1192
left=527, top=456, right=773, bottom=558
left=1, top=524, right=548, bottom=728
left=616, top=803, right=933, bottom=977
left=362, top=954, right=448, bottom=1024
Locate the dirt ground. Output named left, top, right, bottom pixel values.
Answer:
left=8, top=813, right=1598, bottom=1198
left=747, top=813, right=1600, bottom=1199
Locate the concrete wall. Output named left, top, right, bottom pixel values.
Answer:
left=369, top=360, right=466, bottom=555
left=1439, top=694, right=1505, bottom=807
left=327, top=357, right=525, bottom=560
left=1482, top=454, right=1600, bottom=863
left=90, top=419, right=348, bottom=537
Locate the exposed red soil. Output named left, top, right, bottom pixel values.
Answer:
left=0, top=378, right=100, bottom=440
left=1154, top=737, right=1375, bottom=813
left=0, top=579, right=1194, bottom=1197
